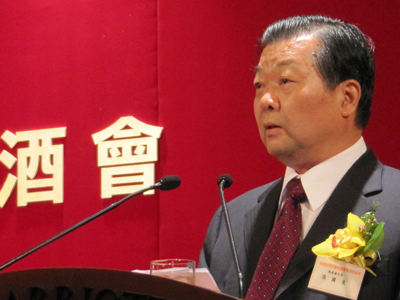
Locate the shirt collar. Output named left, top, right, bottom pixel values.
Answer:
left=282, top=137, right=367, bottom=211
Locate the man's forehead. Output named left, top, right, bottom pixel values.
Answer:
left=256, top=35, right=320, bottom=71
left=254, top=59, right=297, bottom=73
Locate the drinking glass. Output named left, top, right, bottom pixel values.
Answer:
left=150, top=259, right=196, bottom=285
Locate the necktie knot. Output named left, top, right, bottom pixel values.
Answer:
left=286, top=177, right=307, bottom=204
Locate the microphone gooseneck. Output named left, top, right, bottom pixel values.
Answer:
left=0, top=175, right=181, bottom=272
left=217, top=174, right=244, bottom=299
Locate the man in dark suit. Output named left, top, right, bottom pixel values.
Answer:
left=199, top=15, right=400, bottom=299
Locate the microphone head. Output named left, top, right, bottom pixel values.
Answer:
left=157, top=175, right=181, bottom=191
left=218, top=174, right=233, bottom=189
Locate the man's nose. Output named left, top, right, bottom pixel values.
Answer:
left=260, top=92, right=280, bottom=111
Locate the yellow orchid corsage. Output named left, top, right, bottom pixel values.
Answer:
left=312, top=202, right=385, bottom=276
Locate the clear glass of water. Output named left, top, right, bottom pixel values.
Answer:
left=150, top=259, right=196, bottom=285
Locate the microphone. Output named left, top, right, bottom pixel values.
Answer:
left=218, top=174, right=233, bottom=188
left=0, top=175, right=181, bottom=272
left=217, top=174, right=244, bottom=299
left=153, top=175, right=181, bottom=191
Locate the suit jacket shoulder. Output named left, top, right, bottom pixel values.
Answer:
left=200, top=149, right=400, bottom=299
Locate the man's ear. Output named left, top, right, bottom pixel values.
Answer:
left=340, top=79, right=361, bottom=118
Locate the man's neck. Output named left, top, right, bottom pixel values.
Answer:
left=288, top=135, right=363, bottom=174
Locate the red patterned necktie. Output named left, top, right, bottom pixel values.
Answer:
left=246, top=177, right=307, bottom=300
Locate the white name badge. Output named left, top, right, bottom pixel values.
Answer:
left=308, top=256, right=365, bottom=300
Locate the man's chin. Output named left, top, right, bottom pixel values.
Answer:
left=266, top=144, right=299, bottom=163
left=266, top=144, right=291, bottom=158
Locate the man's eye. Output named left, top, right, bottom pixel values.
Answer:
left=254, top=82, right=262, bottom=89
left=281, top=78, right=291, bottom=84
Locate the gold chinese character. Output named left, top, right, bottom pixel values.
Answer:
left=92, top=117, right=163, bottom=199
left=0, top=128, right=66, bottom=207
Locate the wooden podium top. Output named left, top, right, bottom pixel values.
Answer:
left=0, top=268, right=238, bottom=300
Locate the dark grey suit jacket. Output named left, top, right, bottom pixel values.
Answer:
left=199, top=149, right=400, bottom=299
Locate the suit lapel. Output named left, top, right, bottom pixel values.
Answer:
left=243, top=179, right=283, bottom=292
left=275, top=148, right=382, bottom=299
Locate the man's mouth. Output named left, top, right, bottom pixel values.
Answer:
left=265, top=123, right=281, bottom=129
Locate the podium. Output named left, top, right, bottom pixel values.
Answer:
left=0, top=268, right=238, bottom=299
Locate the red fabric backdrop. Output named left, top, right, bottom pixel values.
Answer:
left=0, top=0, right=399, bottom=272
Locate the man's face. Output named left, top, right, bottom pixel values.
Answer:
left=254, top=35, right=348, bottom=173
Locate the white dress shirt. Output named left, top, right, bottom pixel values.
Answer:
left=279, top=137, right=367, bottom=241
